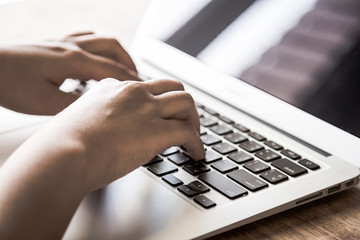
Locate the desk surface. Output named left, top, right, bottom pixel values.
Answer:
left=1, top=1, right=360, bottom=239
left=211, top=185, right=360, bottom=240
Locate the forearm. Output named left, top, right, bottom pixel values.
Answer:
left=0, top=127, right=89, bottom=239
left=0, top=78, right=205, bottom=239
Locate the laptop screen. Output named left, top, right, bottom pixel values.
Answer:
left=151, top=0, right=360, bottom=138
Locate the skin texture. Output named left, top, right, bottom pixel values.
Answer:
left=0, top=33, right=205, bottom=239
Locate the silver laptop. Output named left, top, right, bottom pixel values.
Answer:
left=2, top=0, right=360, bottom=239
left=64, top=0, right=360, bottom=239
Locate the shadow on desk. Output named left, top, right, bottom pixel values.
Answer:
left=210, top=185, right=360, bottom=240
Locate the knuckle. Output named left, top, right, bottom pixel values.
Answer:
left=159, top=79, right=184, bottom=91
left=41, top=41, right=73, bottom=54
left=107, top=37, right=121, bottom=46
left=98, top=36, right=122, bottom=48
left=48, top=45, right=68, bottom=53
left=171, top=79, right=185, bottom=90
left=181, top=92, right=195, bottom=105
left=67, top=48, right=86, bottom=60
left=122, top=81, right=147, bottom=95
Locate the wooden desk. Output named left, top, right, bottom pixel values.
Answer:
left=210, top=184, right=360, bottom=240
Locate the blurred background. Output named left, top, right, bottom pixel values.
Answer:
left=0, top=0, right=149, bottom=47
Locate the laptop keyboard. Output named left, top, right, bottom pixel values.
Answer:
left=143, top=103, right=320, bottom=209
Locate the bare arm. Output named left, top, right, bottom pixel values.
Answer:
left=0, top=79, right=205, bottom=239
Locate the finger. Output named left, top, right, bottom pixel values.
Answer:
left=155, top=91, right=200, bottom=133
left=67, top=31, right=95, bottom=37
left=66, top=51, right=141, bottom=82
left=143, top=79, right=184, bottom=95
left=162, top=119, right=205, bottom=160
left=69, top=35, right=137, bottom=72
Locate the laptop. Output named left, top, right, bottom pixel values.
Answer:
left=1, top=0, right=360, bottom=239
left=65, top=0, right=360, bottom=239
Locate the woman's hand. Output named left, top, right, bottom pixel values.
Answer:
left=46, top=78, right=205, bottom=190
left=0, top=78, right=205, bottom=239
left=0, top=32, right=139, bottom=115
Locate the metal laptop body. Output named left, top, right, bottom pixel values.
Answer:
left=63, top=0, right=360, bottom=239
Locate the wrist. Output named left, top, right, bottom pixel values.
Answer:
left=33, top=127, right=92, bottom=195
left=5, top=122, right=93, bottom=196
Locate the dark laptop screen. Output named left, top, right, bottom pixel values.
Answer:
left=151, top=0, right=360, bottom=138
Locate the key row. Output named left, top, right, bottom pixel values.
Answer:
left=156, top=163, right=289, bottom=201
left=145, top=155, right=308, bottom=194
left=146, top=146, right=318, bottom=177
left=198, top=107, right=307, bottom=161
left=200, top=129, right=319, bottom=170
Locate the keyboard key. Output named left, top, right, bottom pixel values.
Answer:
left=200, top=126, right=207, bottom=135
left=218, top=115, right=234, bottom=124
left=180, top=145, right=187, bottom=152
left=243, top=160, right=270, bottom=174
left=199, top=171, right=248, bottom=199
left=264, top=140, right=283, bottom=150
left=161, top=147, right=179, bottom=156
left=177, top=185, right=199, bottom=197
left=210, top=125, right=232, bottom=135
left=228, top=169, right=268, bottom=192
left=281, top=149, right=301, bottom=160
left=255, top=149, right=281, bottom=162
left=147, top=161, right=178, bottom=176
left=211, top=160, right=238, bottom=173
left=183, top=162, right=210, bottom=175
left=197, top=108, right=205, bottom=118
left=203, top=107, right=219, bottom=116
left=224, top=132, right=247, bottom=144
left=200, top=117, right=218, bottom=127
left=232, top=123, right=250, bottom=132
left=260, top=169, right=289, bottom=184
left=201, top=134, right=221, bottom=146
left=228, top=151, right=253, bottom=164
left=212, top=142, right=237, bottom=155
left=195, top=103, right=204, bottom=108
left=248, top=132, right=266, bottom=141
left=298, top=159, right=320, bottom=170
left=203, top=150, right=222, bottom=163
left=239, top=141, right=264, bottom=153
left=143, top=155, right=162, bottom=167
left=272, top=158, right=308, bottom=177
left=194, top=195, right=216, bottom=209
left=162, top=174, right=183, bottom=187
left=188, top=180, right=210, bottom=194
left=168, top=153, right=194, bottom=166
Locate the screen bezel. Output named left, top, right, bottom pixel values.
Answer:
left=130, top=0, right=360, bottom=166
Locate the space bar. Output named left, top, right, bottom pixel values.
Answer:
left=198, top=171, right=247, bottom=199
